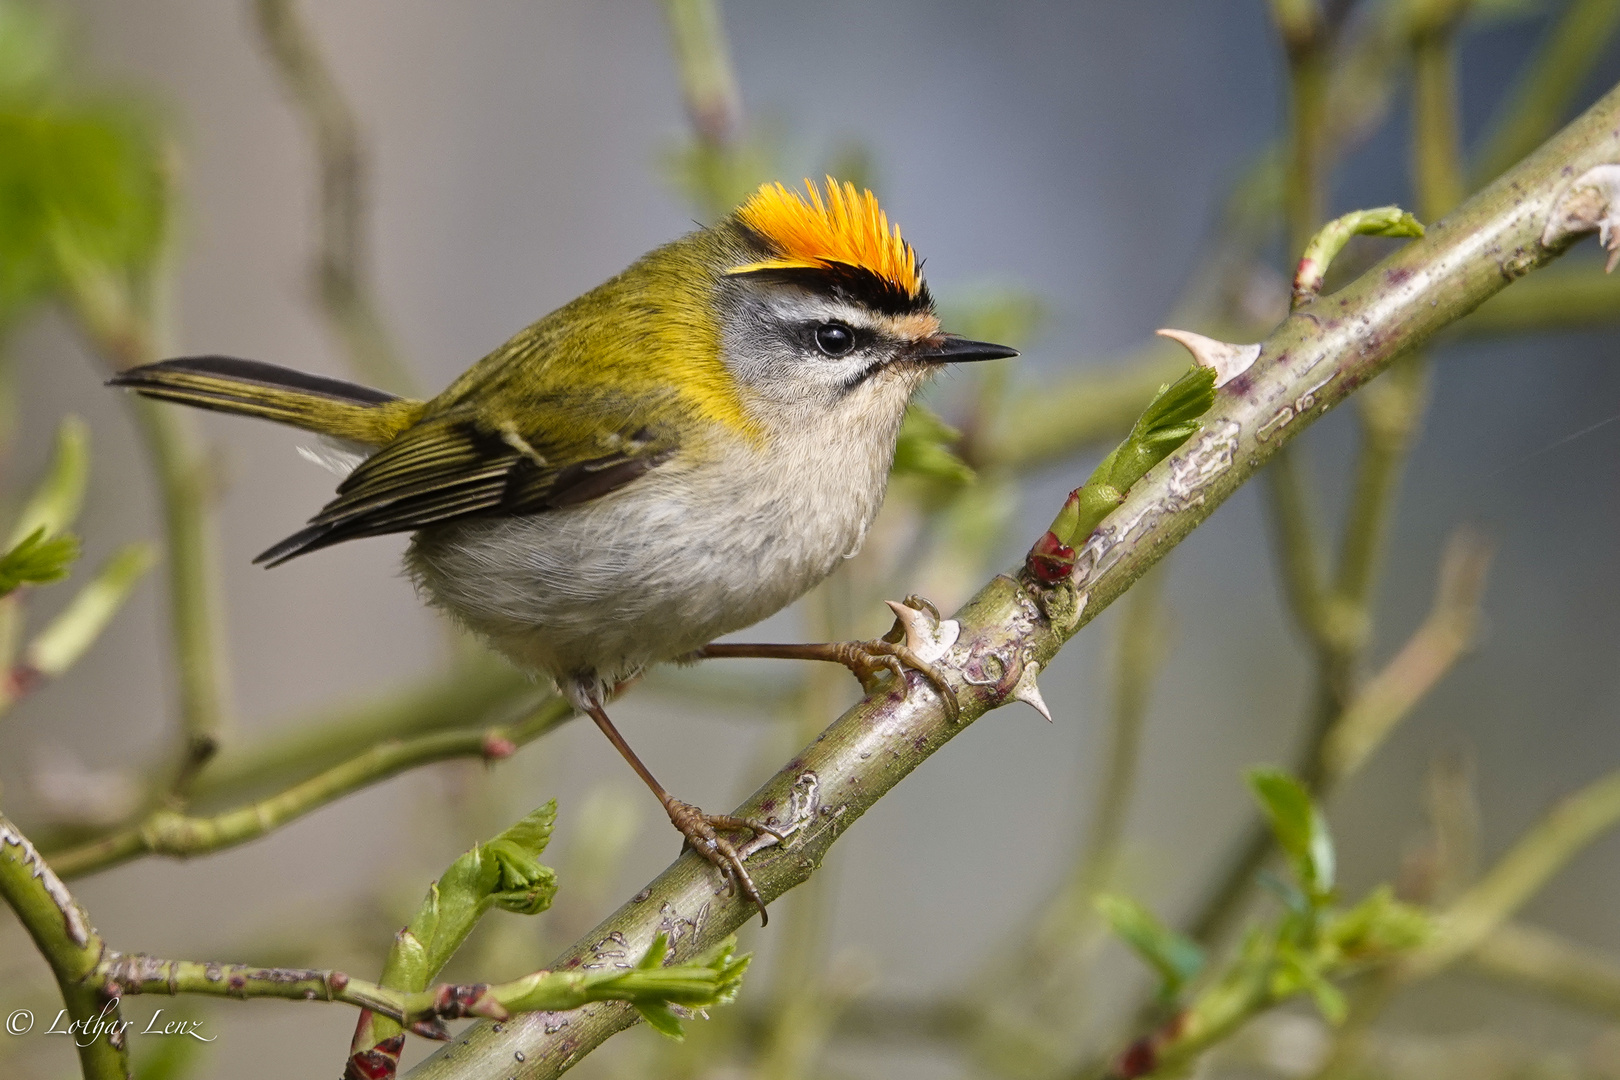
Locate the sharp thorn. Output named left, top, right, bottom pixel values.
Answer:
left=1155, top=328, right=1261, bottom=387
left=1011, top=660, right=1053, bottom=722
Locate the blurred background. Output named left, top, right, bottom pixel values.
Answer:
left=2, top=1, right=1619, bottom=1078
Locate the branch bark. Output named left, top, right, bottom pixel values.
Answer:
left=403, top=76, right=1620, bottom=1080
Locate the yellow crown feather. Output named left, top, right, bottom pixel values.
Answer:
left=729, top=177, right=925, bottom=300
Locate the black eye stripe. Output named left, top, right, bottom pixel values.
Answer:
left=838, top=358, right=886, bottom=393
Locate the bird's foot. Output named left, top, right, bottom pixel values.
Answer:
left=844, top=595, right=961, bottom=719
left=693, top=595, right=963, bottom=719
left=665, top=799, right=783, bottom=925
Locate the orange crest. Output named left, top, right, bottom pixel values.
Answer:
left=729, top=177, right=925, bottom=300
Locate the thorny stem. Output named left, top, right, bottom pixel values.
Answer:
left=253, top=0, right=416, bottom=395
left=0, top=814, right=126, bottom=1080
left=48, top=698, right=573, bottom=879
left=1188, top=0, right=1471, bottom=952
left=404, top=76, right=1620, bottom=1080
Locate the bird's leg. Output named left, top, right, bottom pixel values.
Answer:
left=693, top=596, right=960, bottom=720
left=579, top=697, right=781, bottom=924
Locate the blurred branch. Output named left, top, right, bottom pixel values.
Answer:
left=254, top=0, right=416, bottom=394
left=65, top=264, right=233, bottom=802
left=190, top=657, right=537, bottom=803
left=661, top=0, right=741, bottom=147
left=5, top=803, right=742, bottom=1062
left=0, top=814, right=127, bottom=1080
left=1404, top=768, right=1620, bottom=979
left=404, top=81, right=1620, bottom=1080
left=1319, top=531, right=1491, bottom=785
left=1468, top=921, right=1620, bottom=1020
left=48, top=697, right=573, bottom=879
left=1474, top=0, right=1620, bottom=183
left=1317, top=768, right=1620, bottom=1077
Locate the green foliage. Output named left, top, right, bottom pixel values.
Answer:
left=380, top=802, right=558, bottom=994
left=1105, top=771, right=1431, bottom=1046
left=1045, top=365, right=1217, bottom=551
left=1248, top=767, right=1335, bottom=902
left=1322, top=885, right=1431, bottom=959
left=0, top=0, right=169, bottom=329
left=490, top=932, right=751, bottom=1041
left=1095, top=894, right=1205, bottom=1000
left=893, top=404, right=975, bottom=488
left=0, top=525, right=77, bottom=595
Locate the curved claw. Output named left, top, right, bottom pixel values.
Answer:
left=831, top=637, right=961, bottom=721
left=666, top=800, right=775, bottom=925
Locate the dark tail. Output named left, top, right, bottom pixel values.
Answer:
left=108, top=356, right=423, bottom=446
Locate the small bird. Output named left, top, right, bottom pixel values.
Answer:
left=110, top=177, right=1016, bottom=920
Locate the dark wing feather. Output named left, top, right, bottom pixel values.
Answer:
left=255, top=412, right=673, bottom=566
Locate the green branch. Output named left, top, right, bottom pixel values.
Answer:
left=0, top=813, right=126, bottom=1080
left=49, top=698, right=573, bottom=879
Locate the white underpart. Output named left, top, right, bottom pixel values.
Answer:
left=405, top=372, right=918, bottom=702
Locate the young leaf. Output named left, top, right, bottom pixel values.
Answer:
left=1323, top=885, right=1431, bottom=958
left=1097, top=893, right=1206, bottom=998
left=0, top=526, right=79, bottom=595
left=1248, top=768, right=1335, bottom=899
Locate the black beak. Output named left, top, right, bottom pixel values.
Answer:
left=912, top=335, right=1020, bottom=364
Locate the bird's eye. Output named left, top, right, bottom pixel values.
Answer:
left=813, top=321, right=856, bottom=357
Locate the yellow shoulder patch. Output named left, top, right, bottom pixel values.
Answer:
left=730, top=177, right=924, bottom=300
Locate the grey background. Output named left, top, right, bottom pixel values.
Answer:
left=3, top=1, right=1619, bottom=1077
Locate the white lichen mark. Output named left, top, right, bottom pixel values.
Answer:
left=1257, top=371, right=1339, bottom=442
left=1, top=819, right=91, bottom=947
left=1542, top=163, right=1620, bottom=272
left=1163, top=418, right=1241, bottom=511
left=739, top=770, right=818, bottom=859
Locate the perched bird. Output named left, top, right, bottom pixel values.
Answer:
left=110, top=177, right=1016, bottom=920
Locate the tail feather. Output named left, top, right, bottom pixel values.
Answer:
left=108, top=356, right=423, bottom=446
